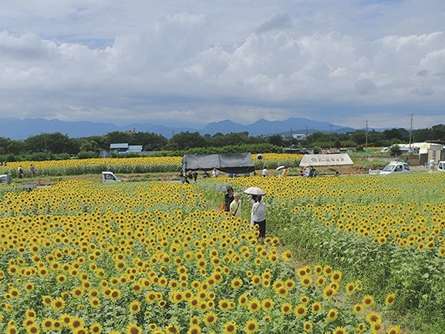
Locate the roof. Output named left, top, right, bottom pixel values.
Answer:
left=110, top=143, right=129, bottom=149
left=127, top=145, right=143, bottom=153
left=183, top=153, right=255, bottom=173
left=299, top=153, right=353, bottom=167
left=387, top=161, right=408, bottom=165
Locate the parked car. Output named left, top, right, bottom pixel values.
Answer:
left=0, top=174, right=11, bottom=184
left=102, top=171, right=120, bottom=182
left=379, top=161, right=410, bottom=175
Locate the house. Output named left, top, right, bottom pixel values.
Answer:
left=292, top=133, right=307, bottom=141
left=110, top=143, right=143, bottom=154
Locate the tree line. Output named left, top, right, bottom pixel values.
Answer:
left=0, top=124, right=444, bottom=161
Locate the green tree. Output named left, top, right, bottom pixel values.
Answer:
left=169, top=132, right=207, bottom=149
left=24, top=133, right=79, bottom=154
left=268, top=135, right=284, bottom=147
left=390, top=145, right=402, bottom=157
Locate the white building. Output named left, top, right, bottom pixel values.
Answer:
left=110, top=143, right=143, bottom=154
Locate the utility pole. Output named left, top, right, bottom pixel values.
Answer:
left=365, top=120, right=369, bottom=150
left=409, top=114, right=414, bottom=151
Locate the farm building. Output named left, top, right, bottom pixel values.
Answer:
left=110, top=143, right=143, bottom=154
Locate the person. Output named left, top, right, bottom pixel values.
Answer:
left=261, top=167, right=268, bottom=177
left=187, top=171, right=193, bottom=182
left=309, top=167, right=317, bottom=177
left=251, top=195, right=266, bottom=241
left=229, top=193, right=242, bottom=217
left=223, top=186, right=234, bottom=212
left=192, top=171, right=198, bottom=182
left=179, top=170, right=189, bottom=184
left=30, top=164, right=37, bottom=177
left=281, top=167, right=289, bottom=177
left=212, top=168, right=219, bottom=177
left=17, top=166, right=24, bottom=179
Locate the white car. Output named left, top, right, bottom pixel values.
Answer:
left=102, top=171, right=120, bottom=182
left=438, top=161, right=445, bottom=172
left=379, top=162, right=410, bottom=175
left=0, top=174, right=11, bottom=184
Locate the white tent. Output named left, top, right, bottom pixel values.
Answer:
left=299, top=154, right=353, bottom=167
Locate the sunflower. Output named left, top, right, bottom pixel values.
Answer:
left=203, top=312, right=217, bottom=326
left=366, top=311, right=382, bottom=325
left=353, top=303, right=363, bottom=314
left=165, top=324, right=180, bottom=334
left=294, top=304, right=307, bottom=318
left=385, top=293, right=396, bottom=306
left=311, top=302, right=322, bottom=313
left=129, top=300, right=141, bottom=314
left=223, top=321, right=237, bottom=334
left=281, top=303, right=292, bottom=315
left=386, top=325, right=401, bottom=334
left=244, top=319, right=258, bottom=334
left=247, top=299, right=261, bottom=313
left=230, top=278, right=243, bottom=289
left=41, top=318, right=53, bottom=331
left=326, top=308, right=339, bottom=322
left=89, top=323, right=102, bottom=334
left=261, top=298, right=274, bottom=311
left=362, top=295, right=375, bottom=308
left=303, top=321, right=313, bottom=333
left=126, top=323, right=142, bottom=334
left=187, top=325, right=202, bottom=334
left=51, top=297, right=65, bottom=311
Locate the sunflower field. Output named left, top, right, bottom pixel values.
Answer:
left=227, top=173, right=445, bottom=324
left=0, top=179, right=399, bottom=334
left=0, top=153, right=301, bottom=177
left=0, top=157, right=183, bottom=177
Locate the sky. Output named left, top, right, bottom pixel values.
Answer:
left=0, top=0, right=445, bottom=128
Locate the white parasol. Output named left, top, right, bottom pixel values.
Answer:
left=244, top=186, right=266, bottom=196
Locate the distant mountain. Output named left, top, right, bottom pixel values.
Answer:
left=201, top=117, right=352, bottom=135
left=0, top=117, right=353, bottom=139
left=201, top=120, right=248, bottom=134
left=0, top=118, right=117, bottom=139
left=0, top=118, right=192, bottom=139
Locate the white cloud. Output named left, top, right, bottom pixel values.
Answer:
left=0, top=0, right=444, bottom=127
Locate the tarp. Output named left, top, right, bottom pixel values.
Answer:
left=299, top=153, right=353, bottom=167
left=183, top=153, right=255, bottom=174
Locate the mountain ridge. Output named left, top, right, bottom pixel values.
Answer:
left=0, top=117, right=353, bottom=139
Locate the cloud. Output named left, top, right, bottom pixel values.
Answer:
left=0, top=0, right=444, bottom=128
left=256, top=14, right=293, bottom=34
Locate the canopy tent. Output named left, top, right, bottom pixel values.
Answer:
left=299, top=153, right=353, bottom=167
left=183, top=153, right=255, bottom=174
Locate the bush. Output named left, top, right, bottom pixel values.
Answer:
left=78, top=151, right=98, bottom=159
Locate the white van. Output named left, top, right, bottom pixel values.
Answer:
left=379, top=161, right=410, bottom=175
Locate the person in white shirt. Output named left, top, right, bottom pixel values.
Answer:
left=229, top=193, right=241, bottom=217
left=261, top=168, right=268, bottom=177
left=250, top=195, right=266, bottom=240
